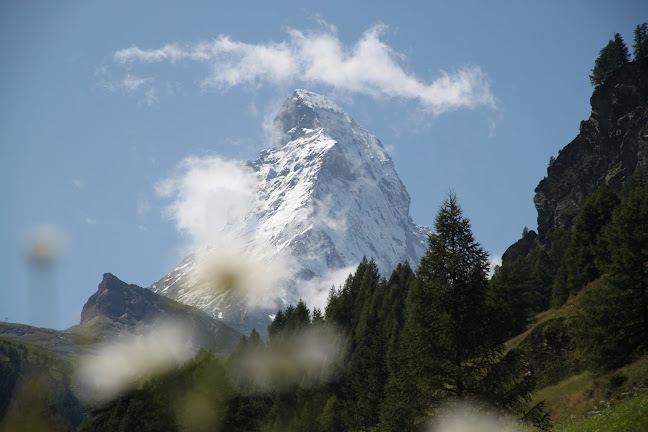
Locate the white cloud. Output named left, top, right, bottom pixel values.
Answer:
left=85, top=217, right=97, bottom=225
left=97, top=69, right=158, bottom=107
left=156, top=156, right=295, bottom=310
left=298, top=265, right=357, bottom=311
left=141, top=87, right=158, bottom=107
left=101, top=73, right=152, bottom=93
left=488, top=254, right=502, bottom=278
left=113, top=23, right=495, bottom=114
left=122, top=74, right=152, bottom=92
left=155, top=156, right=256, bottom=248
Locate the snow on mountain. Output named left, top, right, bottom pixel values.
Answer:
left=151, top=89, right=430, bottom=334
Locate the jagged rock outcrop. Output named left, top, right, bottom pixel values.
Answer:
left=502, top=229, right=537, bottom=263
left=79, top=273, right=242, bottom=353
left=534, top=62, right=648, bottom=244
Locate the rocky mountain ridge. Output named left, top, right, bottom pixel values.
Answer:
left=0, top=273, right=242, bottom=356
left=77, top=273, right=242, bottom=353
left=533, top=62, right=648, bottom=245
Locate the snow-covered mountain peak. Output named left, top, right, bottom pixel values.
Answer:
left=152, top=90, right=430, bottom=334
left=272, top=89, right=359, bottom=149
left=293, top=89, right=345, bottom=114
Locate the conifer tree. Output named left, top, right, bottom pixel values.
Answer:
left=633, top=23, right=648, bottom=68
left=549, top=229, right=574, bottom=307
left=387, top=193, right=545, bottom=429
left=376, top=263, right=416, bottom=431
left=325, top=257, right=370, bottom=330
left=563, top=184, right=619, bottom=295
left=345, top=260, right=385, bottom=430
left=267, top=310, right=286, bottom=340
left=379, top=277, right=428, bottom=432
left=287, top=300, right=311, bottom=332
left=489, top=257, right=535, bottom=336
left=381, top=262, right=415, bottom=365
left=312, top=307, right=324, bottom=325
left=590, top=33, right=630, bottom=85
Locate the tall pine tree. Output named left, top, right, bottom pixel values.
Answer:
left=590, top=33, right=630, bottom=85
left=383, top=193, right=546, bottom=430
left=633, top=23, right=648, bottom=68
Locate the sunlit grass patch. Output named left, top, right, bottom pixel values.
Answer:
left=558, top=393, right=648, bottom=432
left=533, top=372, right=593, bottom=424
left=532, top=355, right=648, bottom=428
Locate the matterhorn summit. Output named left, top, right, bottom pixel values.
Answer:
left=151, top=89, right=430, bottom=333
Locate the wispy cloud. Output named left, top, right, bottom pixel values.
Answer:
left=96, top=65, right=158, bottom=107
left=298, top=265, right=358, bottom=311
left=155, top=156, right=256, bottom=247
left=137, top=199, right=150, bottom=217
left=73, top=178, right=85, bottom=190
left=156, top=156, right=295, bottom=310
left=113, top=23, right=495, bottom=114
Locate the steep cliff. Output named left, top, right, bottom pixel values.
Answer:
left=534, top=62, right=648, bottom=244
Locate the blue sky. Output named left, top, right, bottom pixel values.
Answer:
left=1, top=1, right=645, bottom=329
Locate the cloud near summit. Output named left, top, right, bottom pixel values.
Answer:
left=114, top=24, right=495, bottom=114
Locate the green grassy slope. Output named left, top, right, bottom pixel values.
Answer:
left=508, top=297, right=648, bottom=431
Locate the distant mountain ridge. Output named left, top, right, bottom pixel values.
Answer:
left=151, top=89, right=430, bottom=334
left=77, top=273, right=241, bottom=353
left=0, top=273, right=242, bottom=355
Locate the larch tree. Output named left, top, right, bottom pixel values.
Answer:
left=388, top=193, right=547, bottom=430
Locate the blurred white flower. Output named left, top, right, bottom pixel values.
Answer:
left=75, top=321, right=196, bottom=403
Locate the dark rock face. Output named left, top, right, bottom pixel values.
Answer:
left=502, top=230, right=537, bottom=263
left=81, top=273, right=162, bottom=325
left=80, top=273, right=242, bottom=353
left=272, top=92, right=321, bottom=148
left=534, top=63, right=648, bottom=244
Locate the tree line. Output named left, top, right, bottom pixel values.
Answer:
left=590, top=23, right=647, bottom=85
